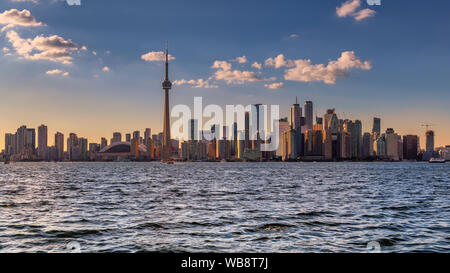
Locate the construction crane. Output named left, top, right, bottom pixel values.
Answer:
left=421, top=124, right=435, bottom=132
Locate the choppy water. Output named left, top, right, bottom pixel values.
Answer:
left=0, top=162, right=449, bottom=253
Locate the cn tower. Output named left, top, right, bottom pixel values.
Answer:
left=161, top=42, right=172, bottom=161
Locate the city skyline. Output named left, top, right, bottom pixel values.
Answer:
left=1, top=0, right=450, bottom=149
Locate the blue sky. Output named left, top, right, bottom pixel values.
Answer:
left=0, top=0, right=449, bottom=147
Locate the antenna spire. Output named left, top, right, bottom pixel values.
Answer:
left=165, top=41, right=169, bottom=81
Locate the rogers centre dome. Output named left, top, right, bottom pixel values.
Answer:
left=99, top=142, right=147, bottom=154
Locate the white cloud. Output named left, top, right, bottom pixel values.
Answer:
left=251, top=62, right=262, bottom=70
left=289, top=34, right=299, bottom=39
left=12, top=0, right=38, bottom=3
left=5, top=30, right=78, bottom=64
left=284, top=51, right=371, bottom=84
left=80, top=45, right=87, bottom=51
left=264, top=82, right=285, bottom=90
left=354, top=8, right=376, bottom=21
left=46, top=69, right=69, bottom=77
left=92, top=51, right=97, bottom=55
left=265, top=54, right=294, bottom=69
left=102, top=66, right=110, bottom=72
left=212, top=59, right=275, bottom=84
left=173, top=78, right=218, bottom=89
left=235, top=56, right=247, bottom=64
left=141, top=51, right=175, bottom=62
left=336, top=0, right=361, bottom=17
left=336, top=0, right=375, bottom=21
left=2, top=47, right=10, bottom=53
left=0, top=9, right=43, bottom=31
left=211, top=60, right=232, bottom=71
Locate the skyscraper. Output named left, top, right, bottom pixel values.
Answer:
left=4, top=133, right=14, bottom=156
left=290, top=97, right=302, bottom=131
left=372, top=117, right=381, bottom=136
left=55, top=132, right=64, bottom=160
left=353, top=120, right=362, bottom=159
left=162, top=43, right=172, bottom=161
left=426, top=130, right=435, bottom=153
left=144, top=128, right=151, bottom=145
left=111, top=132, right=121, bottom=144
left=403, top=135, right=418, bottom=160
left=304, top=101, right=313, bottom=131
left=38, top=124, right=48, bottom=159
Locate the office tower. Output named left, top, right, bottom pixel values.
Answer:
left=244, top=112, right=250, bottom=149
left=14, top=125, right=27, bottom=155
left=397, top=135, right=403, bottom=160
left=79, top=138, right=88, bottom=160
left=4, top=133, right=14, bottom=156
left=362, top=133, right=372, bottom=159
left=207, top=142, right=216, bottom=160
left=376, top=134, right=386, bottom=158
left=130, top=137, right=139, bottom=157
left=188, top=119, right=198, bottom=141
left=67, top=133, right=80, bottom=161
left=126, top=134, right=131, bottom=142
left=89, top=143, right=100, bottom=153
left=144, top=128, right=151, bottom=145
left=231, top=122, right=238, bottom=157
left=146, top=138, right=154, bottom=159
left=372, top=117, right=381, bottom=136
left=282, top=129, right=297, bottom=161
left=25, top=128, right=36, bottom=153
left=111, top=132, right=121, bottom=144
left=161, top=43, right=172, bottom=161
left=304, top=101, right=313, bottom=131
left=403, top=135, right=418, bottom=160
left=133, top=131, right=140, bottom=141
left=304, top=130, right=323, bottom=157
left=314, top=117, right=323, bottom=131
left=275, top=118, right=290, bottom=157
left=323, top=109, right=335, bottom=131
left=323, top=130, right=333, bottom=160
left=291, top=97, right=302, bottom=131
left=340, top=132, right=352, bottom=159
left=101, top=138, right=108, bottom=149
left=55, top=132, right=64, bottom=160
left=37, top=125, right=48, bottom=159
left=385, top=128, right=399, bottom=160
left=352, top=120, right=362, bottom=159
left=426, top=130, right=435, bottom=152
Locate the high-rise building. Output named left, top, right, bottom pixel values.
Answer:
left=67, top=133, right=80, bottom=161
left=304, top=130, right=323, bottom=157
left=290, top=97, right=302, bottom=131
left=403, top=135, right=418, bottom=160
left=385, top=128, right=399, bottom=161
left=25, top=128, right=36, bottom=153
left=372, top=117, right=381, bottom=136
left=55, top=132, right=64, bottom=160
left=362, top=133, right=372, bottom=159
left=133, top=131, right=140, bottom=141
left=304, top=101, right=313, bottom=131
left=323, top=109, right=335, bottom=131
left=38, top=124, right=48, bottom=159
left=244, top=111, right=250, bottom=149
left=188, top=119, right=199, bottom=141
left=144, top=128, right=151, bottom=145
left=126, top=134, right=131, bottom=142
left=340, top=132, right=352, bottom=159
left=376, top=134, right=386, bottom=158
left=101, top=138, right=108, bottom=149
left=79, top=138, right=88, bottom=160
left=352, top=120, right=362, bottom=159
left=274, top=118, right=290, bottom=157
left=323, top=129, right=333, bottom=160
left=111, top=132, right=121, bottom=144
left=426, top=130, right=435, bottom=153
left=4, top=133, right=14, bottom=156
left=282, top=129, right=297, bottom=161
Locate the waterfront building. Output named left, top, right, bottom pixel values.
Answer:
left=362, top=132, right=372, bottom=159
left=376, top=134, right=386, bottom=158
left=55, top=132, right=64, bottom=160
left=352, top=120, right=362, bottom=159
left=291, top=97, right=302, bottom=132
left=274, top=118, right=290, bottom=157
left=372, top=117, right=381, bottom=136
left=4, top=133, right=14, bottom=156
left=323, top=129, right=333, bottom=160
left=111, top=132, right=122, bottom=144
left=101, top=138, right=108, bottom=150
left=403, top=135, right=418, bottom=160
left=385, top=128, right=399, bottom=161
left=304, top=130, right=323, bottom=157
left=37, top=124, right=48, bottom=160
left=340, top=132, right=352, bottom=159
left=426, top=130, right=435, bottom=153
left=304, top=101, right=313, bottom=131
left=282, top=129, right=297, bottom=161
left=126, top=134, right=131, bottom=142
left=144, top=128, right=151, bottom=145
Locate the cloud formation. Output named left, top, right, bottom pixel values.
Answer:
left=264, top=82, right=285, bottom=90
left=336, top=0, right=375, bottom=21
left=46, top=69, right=69, bottom=77
left=251, top=62, right=262, bottom=70
left=141, top=51, right=175, bottom=62
left=212, top=59, right=275, bottom=84
left=283, top=51, right=371, bottom=84
left=235, top=56, right=247, bottom=64
left=265, top=54, right=294, bottom=69
left=102, top=66, right=110, bottom=72
left=173, top=78, right=218, bottom=89
left=6, top=30, right=78, bottom=64
left=0, top=9, right=43, bottom=31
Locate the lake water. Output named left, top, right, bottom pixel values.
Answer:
left=0, top=162, right=448, bottom=253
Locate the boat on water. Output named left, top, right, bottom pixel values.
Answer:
left=429, top=158, right=446, bottom=163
